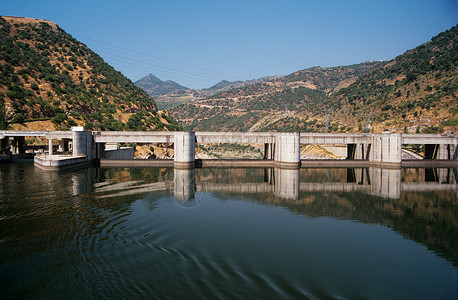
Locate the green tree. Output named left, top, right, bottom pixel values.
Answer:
left=0, top=97, right=7, bottom=129
left=11, top=113, right=25, bottom=123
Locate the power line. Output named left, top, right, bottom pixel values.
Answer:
left=91, top=45, right=225, bottom=83
left=73, top=34, right=242, bottom=83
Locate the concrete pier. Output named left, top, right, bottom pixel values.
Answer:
left=72, top=130, right=93, bottom=159
left=275, top=133, right=301, bottom=168
left=371, top=133, right=402, bottom=166
left=264, top=143, right=274, bottom=160
left=174, top=131, right=196, bottom=168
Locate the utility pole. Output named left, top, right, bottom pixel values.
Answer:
left=284, top=103, right=289, bottom=117
left=323, top=108, right=333, bottom=132
left=360, top=112, right=372, bottom=133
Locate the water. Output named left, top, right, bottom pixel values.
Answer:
left=0, top=164, right=457, bottom=299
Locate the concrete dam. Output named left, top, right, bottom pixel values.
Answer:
left=1, top=129, right=457, bottom=169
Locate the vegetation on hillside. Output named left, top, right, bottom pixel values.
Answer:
left=170, top=62, right=384, bottom=131
left=170, top=25, right=457, bottom=133
left=323, top=25, right=458, bottom=133
left=0, top=16, right=181, bottom=131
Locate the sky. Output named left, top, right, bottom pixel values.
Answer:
left=1, top=0, right=457, bottom=89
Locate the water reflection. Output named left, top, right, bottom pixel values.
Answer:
left=74, top=166, right=458, bottom=201
left=12, top=165, right=455, bottom=266
left=1, top=164, right=457, bottom=299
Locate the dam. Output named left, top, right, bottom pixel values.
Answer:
left=1, top=129, right=457, bottom=169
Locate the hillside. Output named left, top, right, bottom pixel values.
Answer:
left=169, top=62, right=385, bottom=131
left=322, top=25, right=458, bottom=133
left=170, top=25, right=457, bottom=133
left=0, top=16, right=181, bottom=131
left=137, top=75, right=282, bottom=110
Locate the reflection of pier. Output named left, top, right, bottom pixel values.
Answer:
left=86, top=167, right=457, bottom=201
left=193, top=167, right=456, bottom=200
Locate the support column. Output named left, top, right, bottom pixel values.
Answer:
left=347, top=143, right=356, bottom=159
left=48, top=138, right=53, bottom=155
left=72, top=130, right=93, bottom=160
left=58, top=139, right=69, bottom=152
left=174, top=132, right=195, bottom=169
left=96, top=143, right=106, bottom=159
left=63, top=139, right=70, bottom=152
left=357, top=143, right=369, bottom=160
left=264, top=143, right=274, bottom=159
left=369, top=133, right=401, bottom=166
left=12, top=136, right=25, bottom=154
left=437, top=144, right=457, bottom=160
left=0, top=137, right=7, bottom=152
left=274, top=132, right=300, bottom=169
left=424, top=144, right=439, bottom=159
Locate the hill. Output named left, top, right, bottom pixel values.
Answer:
left=137, top=75, right=282, bottom=110
left=170, top=25, right=457, bottom=133
left=169, top=62, right=385, bottom=131
left=0, top=16, right=181, bottom=131
left=321, top=25, right=458, bottom=133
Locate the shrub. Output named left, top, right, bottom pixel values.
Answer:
left=11, top=113, right=25, bottom=123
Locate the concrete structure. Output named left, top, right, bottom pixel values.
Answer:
left=104, top=147, right=134, bottom=160
left=274, top=132, right=301, bottom=168
left=174, top=132, right=195, bottom=168
left=1, top=130, right=457, bottom=169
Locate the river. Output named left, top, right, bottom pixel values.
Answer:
left=1, top=163, right=457, bottom=299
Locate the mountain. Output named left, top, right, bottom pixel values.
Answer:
left=205, top=80, right=243, bottom=91
left=170, top=25, right=457, bottom=133
left=0, top=16, right=182, bottom=131
left=136, top=76, right=283, bottom=110
left=134, top=73, right=188, bottom=97
left=169, top=62, right=385, bottom=131
left=204, top=76, right=283, bottom=92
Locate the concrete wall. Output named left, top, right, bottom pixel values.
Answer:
left=321, top=145, right=347, bottom=158
left=105, top=147, right=134, bottom=160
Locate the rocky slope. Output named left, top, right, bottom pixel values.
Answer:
left=0, top=16, right=181, bottom=131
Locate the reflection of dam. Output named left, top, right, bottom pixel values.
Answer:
left=88, top=167, right=457, bottom=201
left=197, top=168, right=456, bottom=200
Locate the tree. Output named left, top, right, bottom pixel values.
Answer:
left=11, top=113, right=25, bottom=123
left=0, top=97, right=7, bottom=129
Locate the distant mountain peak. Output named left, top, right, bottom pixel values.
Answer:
left=135, top=74, right=188, bottom=97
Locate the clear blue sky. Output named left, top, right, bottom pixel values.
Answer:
left=1, top=0, right=457, bottom=89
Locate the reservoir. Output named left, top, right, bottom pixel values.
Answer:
left=1, top=164, right=457, bottom=299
